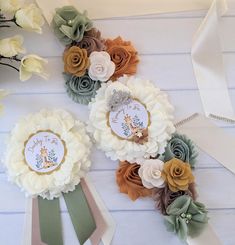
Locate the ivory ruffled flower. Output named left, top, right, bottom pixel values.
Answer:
left=138, top=159, right=165, bottom=189
left=0, top=35, right=25, bottom=57
left=52, top=6, right=93, bottom=45
left=116, top=161, right=152, bottom=201
left=15, top=4, right=45, bottom=34
left=153, top=183, right=197, bottom=215
left=165, top=195, right=208, bottom=241
left=19, top=54, right=48, bottom=81
left=4, top=109, right=92, bottom=199
left=162, top=158, right=194, bottom=192
left=64, top=73, right=101, bottom=105
left=88, top=51, right=115, bottom=82
left=77, top=28, right=106, bottom=56
left=105, top=37, right=139, bottom=80
left=87, top=76, right=175, bottom=162
left=63, top=46, right=89, bottom=77
left=0, top=0, right=24, bottom=13
left=164, top=134, right=198, bottom=168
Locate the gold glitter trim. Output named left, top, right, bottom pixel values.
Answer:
left=209, top=113, right=235, bottom=124
left=174, top=113, right=199, bottom=128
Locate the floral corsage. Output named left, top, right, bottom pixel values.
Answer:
left=87, top=76, right=175, bottom=162
left=4, top=109, right=91, bottom=199
left=52, top=6, right=139, bottom=104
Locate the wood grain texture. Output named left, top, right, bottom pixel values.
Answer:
left=0, top=3, right=235, bottom=245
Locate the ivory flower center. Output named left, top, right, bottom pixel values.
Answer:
left=153, top=170, right=161, bottom=178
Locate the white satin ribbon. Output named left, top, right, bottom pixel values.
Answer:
left=175, top=112, right=235, bottom=245
left=22, top=198, right=33, bottom=245
left=191, top=0, right=235, bottom=122
left=187, top=224, right=222, bottom=245
left=176, top=113, right=235, bottom=174
left=35, top=0, right=215, bottom=23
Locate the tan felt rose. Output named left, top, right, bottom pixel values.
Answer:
left=78, top=28, right=106, bottom=56
left=116, top=161, right=152, bottom=201
left=63, top=46, right=90, bottom=77
left=162, top=158, right=194, bottom=192
left=105, top=37, right=139, bottom=81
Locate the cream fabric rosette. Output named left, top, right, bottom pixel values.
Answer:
left=87, top=76, right=175, bottom=162
left=4, top=109, right=92, bottom=199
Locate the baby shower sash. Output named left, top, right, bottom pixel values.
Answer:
left=35, top=0, right=234, bottom=122
left=34, top=0, right=235, bottom=244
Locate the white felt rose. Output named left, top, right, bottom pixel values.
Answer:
left=88, top=51, right=115, bottom=82
left=15, top=4, right=45, bottom=33
left=138, top=159, right=165, bottom=189
left=88, top=76, right=175, bottom=162
left=0, top=35, right=25, bottom=57
left=20, top=54, right=48, bottom=81
left=4, top=109, right=92, bottom=199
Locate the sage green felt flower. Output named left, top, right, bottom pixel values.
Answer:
left=164, top=134, right=198, bottom=168
left=64, top=73, right=101, bottom=105
left=52, top=6, right=93, bottom=45
left=164, top=195, right=208, bottom=241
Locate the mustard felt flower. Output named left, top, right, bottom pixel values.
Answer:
left=162, top=158, right=194, bottom=192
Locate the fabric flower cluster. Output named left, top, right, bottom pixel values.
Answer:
left=0, top=1, right=47, bottom=81
left=115, top=133, right=209, bottom=241
left=52, top=6, right=139, bottom=105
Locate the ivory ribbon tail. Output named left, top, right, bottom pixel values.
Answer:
left=84, top=176, right=116, bottom=245
left=22, top=198, right=33, bottom=245
left=80, top=178, right=108, bottom=245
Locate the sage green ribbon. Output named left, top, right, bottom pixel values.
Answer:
left=63, top=183, right=96, bottom=245
left=38, top=197, right=63, bottom=245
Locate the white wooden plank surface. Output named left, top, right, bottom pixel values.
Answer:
left=1, top=2, right=235, bottom=245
